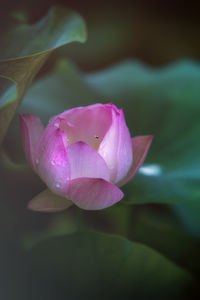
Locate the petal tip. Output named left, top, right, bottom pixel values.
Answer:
left=147, top=135, right=154, bottom=142
left=27, top=200, right=41, bottom=212
left=27, top=189, right=73, bottom=213
left=68, top=177, right=124, bottom=210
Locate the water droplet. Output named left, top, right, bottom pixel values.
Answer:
left=51, top=159, right=56, bottom=165
left=35, top=158, right=39, bottom=165
left=54, top=121, right=59, bottom=128
left=56, top=182, right=61, bottom=188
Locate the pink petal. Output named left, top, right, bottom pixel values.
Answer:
left=34, top=120, right=70, bottom=197
left=117, top=136, right=153, bottom=187
left=19, top=114, right=44, bottom=169
left=68, top=141, right=110, bottom=181
left=98, top=107, right=133, bottom=183
left=28, top=189, right=73, bottom=212
left=68, top=177, right=124, bottom=210
left=59, top=103, right=112, bottom=150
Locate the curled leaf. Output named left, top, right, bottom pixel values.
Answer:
left=0, top=6, right=87, bottom=146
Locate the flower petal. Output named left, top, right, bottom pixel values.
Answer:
left=34, top=120, right=70, bottom=196
left=98, top=107, right=133, bottom=183
left=117, top=136, right=153, bottom=187
left=68, top=177, right=124, bottom=210
left=59, top=103, right=112, bottom=150
left=68, top=141, right=110, bottom=181
left=19, top=114, right=44, bottom=169
left=28, top=189, right=73, bottom=212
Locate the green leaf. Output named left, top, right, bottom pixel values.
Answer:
left=79, top=204, right=200, bottom=278
left=0, top=6, right=87, bottom=146
left=174, top=202, right=200, bottom=239
left=27, top=230, right=195, bottom=299
left=124, top=207, right=200, bottom=278
left=16, top=59, right=200, bottom=206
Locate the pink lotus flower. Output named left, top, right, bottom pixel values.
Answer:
left=20, top=103, right=153, bottom=211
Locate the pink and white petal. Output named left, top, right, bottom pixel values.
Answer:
left=114, top=109, right=133, bottom=183
left=19, top=114, right=44, bottom=169
left=117, top=136, right=153, bottom=187
left=28, top=189, right=73, bottom=212
left=98, top=108, right=119, bottom=181
left=98, top=108, right=133, bottom=183
left=34, top=121, right=70, bottom=197
left=68, top=177, right=124, bottom=210
left=59, top=104, right=112, bottom=149
left=68, top=142, right=110, bottom=181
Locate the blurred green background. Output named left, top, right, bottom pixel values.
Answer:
left=0, top=0, right=200, bottom=299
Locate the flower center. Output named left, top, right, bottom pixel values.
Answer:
left=59, top=119, right=102, bottom=151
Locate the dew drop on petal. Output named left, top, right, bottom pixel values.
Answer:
left=35, top=158, right=39, bottom=165
left=54, top=121, right=60, bottom=128
left=56, top=182, right=61, bottom=188
left=51, top=159, right=56, bottom=165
